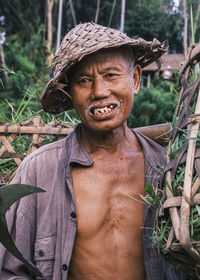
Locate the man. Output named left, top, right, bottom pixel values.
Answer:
left=0, top=23, right=186, bottom=279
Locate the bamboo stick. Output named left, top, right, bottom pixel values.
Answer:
left=176, top=45, right=194, bottom=116
left=0, top=136, right=21, bottom=166
left=1, top=152, right=24, bottom=159
left=31, top=116, right=41, bottom=153
left=0, top=135, right=15, bottom=157
left=166, top=228, right=175, bottom=249
left=191, top=177, right=200, bottom=197
left=0, top=125, right=74, bottom=135
left=160, top=194, right=200, bottom=210
left=166, top=144, right=180, bottom=241
left=136, top=123, right=171, bottom=144
left=180, top=88, right=200, bottom=261
left=0, top=123, right=171, bottom=144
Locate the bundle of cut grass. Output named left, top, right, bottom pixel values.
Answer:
left=147, top=44, right=200, bottom=279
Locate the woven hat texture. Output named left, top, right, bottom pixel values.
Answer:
left=41, top=22, right=168, bottom=114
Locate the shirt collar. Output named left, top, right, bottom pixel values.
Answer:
left=65, top=123, right=93, bottom=167
left=64, top=124, right=166, bottom=170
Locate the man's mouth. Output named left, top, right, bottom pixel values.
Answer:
left=87, top=101, right=121, bottom=117
left=92, top=104, right=115, bottom=116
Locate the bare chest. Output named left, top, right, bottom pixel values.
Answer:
left=69, top=152, right=146, bottom=279
left=72, top=152, right=145, bottom=237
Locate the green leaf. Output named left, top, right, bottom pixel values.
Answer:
left=144, top=183, right=161, bottom=207
left=0, top=184, right=45, bottom=215
left=0, top=184, right=46, bottom=278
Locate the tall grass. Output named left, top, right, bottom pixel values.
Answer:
left=0, top=69, right=79, bottom=184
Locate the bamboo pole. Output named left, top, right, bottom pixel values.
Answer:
left=31, top=116, right=41, bottom=153
left=0, top=136, right=21, bottom=166
left=95, top=0, right=101, bottom=23
left=183, top=0, right=188, bottom=57
left=191, top=177, right=200, bottom=197
left=0, top=125, right=74, bottom=135
left=108, top=0, right=116, bottom=27
left=56, top=0, right=64, bottom=51
left=190, top=2, right=200, bottom=45
left=136, top=122, right=171, bottom=144
left=69, top=0, right=77, bottom=26
left=0, top=135, right=15, bottom=157
left=120, top=0, right=126, bottom=33
left=180, top=88, right=200, bottom=261
left=0, top=123, right=171, bottom=144
left=46, top=0, right=54, bottom=52
left=166, top=144, right=180, bottom=241
left=176, top=45, right=194, bottom=115
left=0, top=33, right=8, bottom=84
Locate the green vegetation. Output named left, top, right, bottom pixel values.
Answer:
left=128, top=80, right=179, bottom=128
left=0, top=184, right=45, bottom=277
left=1, top=1, right=200, bottom=275
left=1, top=0, right=196, bottom=129
left=0, top=0, right=193, bottom=183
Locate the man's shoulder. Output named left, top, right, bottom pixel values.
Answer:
left=131, top=128, right=167, bottom=168
left=13, top=134, right=74, bottom=184
left=17, top=133, right=74, bottom=174
left=24, top=137, right=67, bottom=163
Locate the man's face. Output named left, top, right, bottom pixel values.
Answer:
left=69, top=47, right=141, bottom=133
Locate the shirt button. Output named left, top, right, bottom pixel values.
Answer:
left=70, top=212, right=76, bottom=219
left=62, top=264, right=68, bottom=271
left=38, top=249, right=44, bottom=257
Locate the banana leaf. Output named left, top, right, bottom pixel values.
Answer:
left=0, top=184, right=46, bottom=279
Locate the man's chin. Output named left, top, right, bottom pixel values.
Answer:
left=82, top=121, right=126, bottom=134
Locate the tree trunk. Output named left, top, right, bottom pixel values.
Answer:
left=108, top=0, right=116, bottom=27
left=120, top=0, right=126, bottom=32
left=56, top=0, right=64, bottom=51
left=0, top=34, right=8, bottom=85
left=69, top=0, right=77, bottom=26
left=46, top=0, right=54, bottom=53
left=193, top=3, right=200, bottom=43
left=183, top=0, right=188, bottom=57
left=95, top=0, right=101, bottom=23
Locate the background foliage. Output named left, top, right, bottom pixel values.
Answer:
left=0, top=0, right=199, bottom=127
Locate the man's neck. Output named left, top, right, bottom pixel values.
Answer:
left=80, top=124, right=134, bottom=155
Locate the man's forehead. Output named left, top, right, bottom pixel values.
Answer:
left=83, top=46, right=134, bottom=61
left=70, top=46, right=135, bottom=73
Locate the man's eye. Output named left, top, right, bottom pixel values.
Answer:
left=79, top=78, right=90, bottom=84
left=106, top=73, right=117, bottom=78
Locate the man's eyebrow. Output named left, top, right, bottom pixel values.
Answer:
left=74, top=66, right=123, bottom=78
left=102, top=66, right=122, bottom=72
left=77, top=72, right=91, bottom=77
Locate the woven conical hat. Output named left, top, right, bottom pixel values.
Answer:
left=41, top=22, right=168, bottom=114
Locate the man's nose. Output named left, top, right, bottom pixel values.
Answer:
left=92, top=77, right=109, bottom=99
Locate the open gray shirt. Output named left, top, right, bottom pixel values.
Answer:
left=0, top=124, right=187, bottom=279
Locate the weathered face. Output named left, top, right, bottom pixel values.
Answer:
left=68, top=47, right=141, bottom=133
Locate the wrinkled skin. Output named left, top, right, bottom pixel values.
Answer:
left=68, top=48, right=146, bottom=280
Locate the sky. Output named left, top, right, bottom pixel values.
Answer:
left=174, top=0, right=180, bottom=7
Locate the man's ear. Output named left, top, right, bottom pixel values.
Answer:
left=133, top=64, right=142, bottom=94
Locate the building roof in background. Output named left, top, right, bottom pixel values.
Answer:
left=143, top=54, right=184, bottom=71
